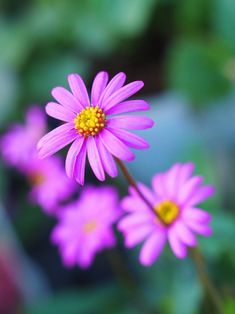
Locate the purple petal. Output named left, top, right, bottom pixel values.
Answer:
left=177, top=176, right=204, bottom=206
left=108, top=128, right=149, bottom=149
left=107, top=116, right=154, bottom=130
left=186, top=186, right=215, bottom=207
left=182, top=207, right=211, bottom=224
left=46, top=102, right=76, bottom=122
left=118, top=213, right=151, bottom=231
left=186, top=220, right=212, bottom=237
left=74, top=143, right=87, bottom=185
left=139, top=230, right=166, bottom=266
left=168, top=227, right=187, bottom=259
left=178, top=162, right=195, bottom=187
left=52, top=87, right=83, bottom=113
left=137, top=182, right=156, bottom=205
left=124, top=225, right=154, bottom=248
left=96, top=135, right=118, bottom=177
left=152, top=173, right=167, bottom=197
left=103, top=81, right=144, bottom=111
left=91, top=71, right=109, bottom=106
left=100, top=72, right=126, bottom=108
left=106, top=100, right=150, bottom=115
left=164, top=163, right=181, bottom=198
left=65, top=136, right=85, bottom=178
left=99, top=128, right=135, bottom=161
left=87, top=137, right=105, bottom=181
left=37, top=123, right=77, bottom=158
left=68, top=74, right=90, bottom=108
left=173, top=221, right=197, bottom=247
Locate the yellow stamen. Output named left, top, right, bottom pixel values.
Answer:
left=154, top=200, right=179, bottom=225
left=83, top=220, right=97, bottom=234
left=74, top=106, right=106, bottom=137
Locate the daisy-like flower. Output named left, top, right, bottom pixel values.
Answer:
left=0, top=106, right=75, bottom=214
left=118, top=163, right=215, bottom=266
left=51, top=185, right=120, bottom=268
left=37, top=71, right=154, bottom=185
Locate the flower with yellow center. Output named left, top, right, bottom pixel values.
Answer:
left=74, top=106, right=106, bottom=137
left=154, top=200, right=179, bottom=225
left=83, top=220, right=97, bottom=234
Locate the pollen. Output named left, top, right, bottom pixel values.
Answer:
left=154, top=200, right=179, bottom=225
left=74, top=106, right=106, bottom=137
left=83, top=220, right=97, bottom=234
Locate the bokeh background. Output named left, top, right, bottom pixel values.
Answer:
left=0, top=0, right=235, bottom=313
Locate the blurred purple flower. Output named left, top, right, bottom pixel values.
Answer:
left=0, top=106, right=76, bottom=214
left=37, top=71, right=154, bottom=185
left=118, top=163, right=215, bottom=266
left=51, top=185, right=120, bottom=268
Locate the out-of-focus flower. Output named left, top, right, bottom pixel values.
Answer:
left=118, top=163, right=215, bottom=266
left=37, top=71, right=154, bottom=185
left=0, top=106, right=76, bottom=214
left=51, top=185, right=120, bottom=268
left=27, top=156, right=76, bottom=215
left=0, top=106, right=46, bottom=171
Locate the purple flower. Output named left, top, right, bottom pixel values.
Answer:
left=1, top=106, right=46, bottom=171
left=118, top=163, right=215, bottom=266
left=51, top=185, right=120, bottom=268
left=37, top=71, right=154, bottom=185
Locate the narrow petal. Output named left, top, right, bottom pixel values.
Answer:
left=152, top=173, right=167, bottom=197
left=139, top=231, right=166, bottom=266
left=137, top=182, right=156, bottom=205
left=37, top=123, right=77, bottom=158
left=182, top=208, right=211, bottom=224
left=96, top=135, right=118, bottom=177
left=168, top=227, right=187, bottom=259
left=108, top=128, right=149, bottom=149
left=46, top=102, right=76, bottom=122
left=87, top=137, right=105, bottom=181
left=173, top=221, right=197, bottom=246
left=178, top=162, right=195, bottom=187
left=124, top=225, right=154, bottom=248
left=118, top=213, right=151, bottom=231
left=52, top=87, right=83, bottom=112
left=107, top=116, right=154, bottom=130
left=186, top=186, right=215, bottom=207
left=164, top=163, right=181, bottom=198
left=100, top=128, right=135, bottom=161
left=68, top=74, right=90, bottom=108
left=103, top=81, right=144, bottom=111
left=65, top=136, right=85, bottom=178
left=177, top=176, right=204, bottom=205
left=106, top=100, right=150, bottom=115
left=74, top=143, right=87, bottom=185
left=100, top=72, right=126, bottom=108
left=91, top=71, right=109, bottom=106
left=186, top=220, right=212, bottom=237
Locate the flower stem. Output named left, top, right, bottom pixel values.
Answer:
left=190, top=248, right=223, bottom=314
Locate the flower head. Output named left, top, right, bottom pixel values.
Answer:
left=37, top=71, right=154, bottom=184
left=51, top=185, right=120, bottom=268
left=118, top=163, right=215, bottom=266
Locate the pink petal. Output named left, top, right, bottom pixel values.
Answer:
left=137, top=182, right=156, bottom=205
left=65, top=136, right=85, bottom=178
left=91, top=71, right=109, bottom=106
left=87, top=137, right=105, bottom=181
left=178, top=162, right=195, bottom=187
left=121, top=196, right=150, bottom=213
left=182, top=207, right=211, bottom=224
left=103, top=81, right=144, bottom=111
left=96, top=135, right=118, bottom=177
left=100, top=72, right=126, bottom=109
left=186, top=186, right=215, bottom=207
left=107, top=116, right=154, bottom=130
left=173, top=220, right=197, bottom=247
left=168, top=227, right=187, bottom=259
left=74, top=143, right=87, bottom=185
left=152, top=173, right=167, bottom=197
left=68, top=74, right=90, bottom=108
left=106, top=100, right=150, bottom=115
left=118, top=213, right=151, bottom=231
left=46, top=102, right=76, bottom=122
left=124, top=225, right=154, bottom=248
left=99, top=128, right=135, bottom=161
left=37, top=123, right=77, bottom=159
left=108, top=128, right=149, bottom=149
left=52, top=87, right=83, bottom=113
left=139, top=230, right=166, bottom=266
left=164, top=163, right=181, bottom=199
left=177, top=176, right=204, bottom=206
left=186, top=220, right=212, bottom=237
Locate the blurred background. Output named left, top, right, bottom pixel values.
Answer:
left=0, top=0, right=235, bottom=313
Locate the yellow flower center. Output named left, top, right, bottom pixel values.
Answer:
left=83, top=220, right=97, bottom=234
left=74, top=106, right=106, bottom=137
left=154, top=200, right=179, bottom=225
left=29, top=173, right=45, bottom=186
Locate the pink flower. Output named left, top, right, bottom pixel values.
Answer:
left=51, top=185, right=120, bottom=268
left=118, top=163, right=215, bottom=266
left=37, top=71, right=154, bottom=185
left=0, top=106, right=75, bottom=214
left=1, top=106, right=46, bottom=171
